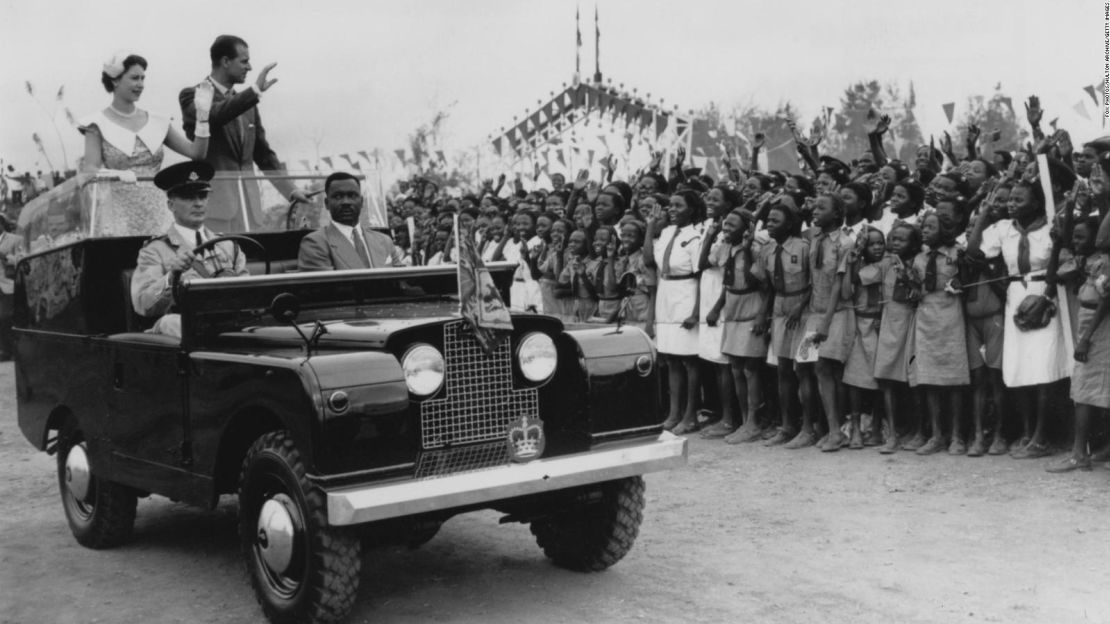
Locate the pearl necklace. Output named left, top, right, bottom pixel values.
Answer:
left=109, top=104, right=138, bottom=118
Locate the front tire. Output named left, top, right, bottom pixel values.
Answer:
left=56, top=423, right=136, bottom=548
left=238, top=431, right=361, bottom=624
left=530, top=476, right=646, bottom=571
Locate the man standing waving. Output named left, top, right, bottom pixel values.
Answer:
left=180, top=35, right=310, bottom=233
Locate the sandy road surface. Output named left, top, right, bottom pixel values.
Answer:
left=1, top=361, right=1108, bottom=623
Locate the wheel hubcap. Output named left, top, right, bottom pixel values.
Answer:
left=65, top=443, right=91, bottom=501
left=257, top=494, right=299, bottom=576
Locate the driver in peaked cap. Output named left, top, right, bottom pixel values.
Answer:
left=130, top=161, right=248, bottom=338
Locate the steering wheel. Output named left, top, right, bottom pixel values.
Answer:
left=171, top=234, right=268, bottom=305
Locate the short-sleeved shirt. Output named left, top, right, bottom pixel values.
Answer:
left=758, top=236, right=809, bottom=317
left=716, top=239, right=767, bottom=292
left=978, top=218, right=1052, bottom=276
left=808, top=228, right=851, bottom=314
left=653, top=224, right=703, bottom=277
left=616, top=249, right=656, bottom=292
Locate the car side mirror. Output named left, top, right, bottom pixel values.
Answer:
left=270, top=292, right=300, bottom=324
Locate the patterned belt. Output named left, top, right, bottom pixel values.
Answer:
left=661, top=273, right=697, bottom=280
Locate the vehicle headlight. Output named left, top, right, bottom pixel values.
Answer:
left=518, top=332, right=557, bottom=383
left=401, top=344, right=445, bottom=396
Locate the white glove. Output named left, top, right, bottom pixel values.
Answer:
left=194, top=81, right=214, bottom=124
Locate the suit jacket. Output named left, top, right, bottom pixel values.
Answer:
left=131, top=225, right=248, bottom=318
left=179, top=79, right=294, bottom=229
left=0, top=231, right=24, bottom=295
left=298, top=224, right=404, bottom=272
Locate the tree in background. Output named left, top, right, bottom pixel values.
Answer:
left=953, top=86, right=1028, bottom=156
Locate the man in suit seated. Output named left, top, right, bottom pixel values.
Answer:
left=131, top=161, right=249, bottom=338
left=298, top=172, right=404, bottom=271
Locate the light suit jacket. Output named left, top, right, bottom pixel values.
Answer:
left=298, top=224, right=404, bottom=272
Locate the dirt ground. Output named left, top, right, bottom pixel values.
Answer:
left=1, top=360, right=1109, bottom=624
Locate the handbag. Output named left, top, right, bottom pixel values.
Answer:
left=1013, top=294, right=1057, bottom=331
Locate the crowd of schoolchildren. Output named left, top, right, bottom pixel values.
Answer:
left=386, top=99, right=1110, bottom=474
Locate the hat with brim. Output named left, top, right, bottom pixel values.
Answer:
left=154, top=161, right=214, bottom=196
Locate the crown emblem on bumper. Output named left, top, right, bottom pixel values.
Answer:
left=507, top=415, right=545, bottom=462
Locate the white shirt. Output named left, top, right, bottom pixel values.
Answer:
left=979, top=218, right=1052, bottom=276
left=654, top=224, right=703, bottom=276
left=208, top=76, right=262, bottom=98
left=331, top=221, right=374, bottom=263
left=174, top=224, right=205, bottom=250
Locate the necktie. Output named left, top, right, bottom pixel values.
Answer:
left=724, top=246, right=738, bottom=287
left=1015, top=217, right=1045, bottom=277
left=773, top=244, right=786, bottom=293
left=925, top=250, right=939, bottom=292
left=814, top=233, right=825, bottom=270
left=1017, top=230, right=1031, bottom=276
left=866, top=280, right=880, bottom=309
left=352, top=228, right=373, bottom=268
left=595, top=259, right=607, bottom=285
left=661, top=228, right=677, bottom=278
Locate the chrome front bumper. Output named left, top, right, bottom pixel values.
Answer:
left=325, top=432, right=688, bottom=526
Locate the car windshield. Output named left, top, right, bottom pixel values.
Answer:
left=14, top=171, right=389, bottom=253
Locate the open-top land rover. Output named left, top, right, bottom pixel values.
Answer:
left=13, top=229, right=687, bottom=623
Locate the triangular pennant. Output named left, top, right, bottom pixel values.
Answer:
left=942, top=102, right=955, bottom=124
left=597, top=134, right=609, bottom=152
left=598, top=90, right=611, bottom=114
left=556, top=149, right=566, bottom=167
left=322, top=156, right=334, bottom=168
left=492, top=137, right=503, bottom=157
left=393, top=149, right=406, bottom=164
left=999, top=96, right=1014, bottom=117
left=587, top=149, right=595, bottom=167
left=655, top=113, right=667, bottom=138
left=1085, top=85, right=1100, bottom=109
left=1074, top=100, right=1092, bottom=120
left=298, top=159, right=311, bottom=171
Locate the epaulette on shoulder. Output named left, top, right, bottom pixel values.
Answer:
left=141, top=234, right=171, bottom=247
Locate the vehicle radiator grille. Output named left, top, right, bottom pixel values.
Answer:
left=415, top=442, right=510, bottom=480
left=419, top=321, right=539, bottom=450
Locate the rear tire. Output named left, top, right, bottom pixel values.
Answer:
left=56, top=422, right=136, bottom=549
left=530, top=476, right=645, bottom=571
left=238, top=431, right=361, bottom=624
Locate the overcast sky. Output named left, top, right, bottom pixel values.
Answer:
left=0, top=0, right=1103, bottom=173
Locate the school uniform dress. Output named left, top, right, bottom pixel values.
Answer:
left=842, top=260, right=883, bottom=390
left=873, top=254, right=916, bottom=383
left=908, top=245, right=969, bottom=386
left=802, top=229, right=854, bottom=362
left=979, top=219, right=1071, bottom=386
left=719, top=240, right=769, bottom=359
left=1071, top=253, right=1110, bottom=409
left=504, top=236, right=544, bottom=313
left=962, top=257, right=1006, bottom=371
left=594, top=255, right=623, bottom=322
left=616, top=250, right=655, bottom=330
left=557, top=256, right=599, bottom=322
left=698, top=229, right=729, bottom=364
left=758, top=236, right=809, bottom=360
left=537, top=244, right=570, bottom=320
left=654, top=223, right=702, bottom=355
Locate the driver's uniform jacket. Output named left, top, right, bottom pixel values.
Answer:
left=130, top=225, right=247, bottom=319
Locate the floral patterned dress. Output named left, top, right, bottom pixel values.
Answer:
left=80, top=110, right=172, bottom=237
